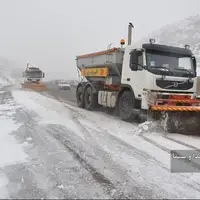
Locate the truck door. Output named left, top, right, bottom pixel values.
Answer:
left=122, top=48, right=146, bottom=99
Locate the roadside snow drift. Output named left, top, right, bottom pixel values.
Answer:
left=0, top=91, right=28, bottom=198
left=0, top=76, right=14, bottom=88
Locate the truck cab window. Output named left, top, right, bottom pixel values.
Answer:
left=129, top=50, right=143, bottom=71
left=138, top=53, right=143, bottom=70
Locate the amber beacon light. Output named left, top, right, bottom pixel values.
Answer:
left=120, top=39, right=125, bottom=45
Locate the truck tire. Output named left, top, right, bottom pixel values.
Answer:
left=118, top=91, right=136, bottom=121
left=76, top=85, right=85, bottom=108
left=84, top=86, right=97, bottom=110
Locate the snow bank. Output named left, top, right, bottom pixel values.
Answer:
left=0, top=100, right=28, bottom=198
left=0, top=78, right=8, bottom=87
left=0, top=77, right=12, bottom=88
left=0, top=174, right=8, bottom=198
left=0, top=116, right=26, bottom=167
left=0, top=69, right=15, bottom=88
left=0, top=62, right=22, bottom=89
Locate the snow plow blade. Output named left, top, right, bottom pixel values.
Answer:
left=148, top=98, right=200, bottom=134
left=150, top=105, right=200, bottom=112
left=21, top=83, right=47, bottom=92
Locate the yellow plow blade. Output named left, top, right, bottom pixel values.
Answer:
left=150, top=105, right=200, bottom=112
left=148, top=105, right=200, bottom=134
left=21, top=83, right=47, bottom=92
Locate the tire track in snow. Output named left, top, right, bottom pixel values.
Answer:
left=139, top=133, right=200, bottom=180
left=71, top=113, right=200, bottom=194
left=49, top=91, right=200, bottom=157
left=58, top=99, right=197, bottom=166
left=86, top=120, right=200, bottom=187
left=70, top=112, right=100, bottom=145
left=50, top=125, right=155, bottom=199
left=86, top=126, right=200, bottom=196
left=164, top=135, right=199, bottom=150
left=5, top=163, right=48, bottom=199
left=50, top=127, right=116, bottom=193
left=86, top=126, right=168, bottom=169
left=134, top=128, right=200, bottom=188
left=138, top=130, right=198, bottom=152
left=12, top=106, right=111, bottom=199
left=42, top=90, right=200, bottom=194
left=45, top=93, right=109, bottom=146
left=60, top=103, right=161, bottom=166
left=0, top=89, right=48, bottom=198
left=136, top=121, right=199, bottom=151
left=51, top=104, right=159, bottom=197
left=140, top=135, right=170, bottom=153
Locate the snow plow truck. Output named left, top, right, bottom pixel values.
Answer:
left=21, top=63, right=47, bottom=92
left=75, top=22, right=200, bottom=134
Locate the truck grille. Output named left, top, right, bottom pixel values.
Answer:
left=156, top=79, right=193, bottom=90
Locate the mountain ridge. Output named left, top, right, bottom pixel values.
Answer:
left=136, top=14, right=200, bottom=73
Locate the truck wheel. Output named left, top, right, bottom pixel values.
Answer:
left=76, top=85, right=85, bottom=108
left=118, top=91, right=135, bottom=121
left=84, top=86, right=97, bottom=110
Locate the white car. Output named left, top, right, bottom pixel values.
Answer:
left=58, top=81, right=71, bottom=90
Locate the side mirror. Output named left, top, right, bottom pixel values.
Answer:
left=130, top=50, right=139, bottom=71
left=43, top=72, right=45, bottom=78
left=192, top=56, right=197, bottom=76
left=192, top=57, right=196, bottom=71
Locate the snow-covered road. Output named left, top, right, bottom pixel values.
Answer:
left=1, top=85, right=200, bottom=198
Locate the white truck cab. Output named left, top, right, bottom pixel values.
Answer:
left=121, top=41, right=197, bottom=110
left=76, top=22, right=200, bottom=133
left=23, top=65, right=45, bottom=84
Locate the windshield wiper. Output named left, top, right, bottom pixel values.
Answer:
left=174, top=68, right=193, bottom=77
left=150, top=66, right=171, bottom=71
left=150, top=66, right=173, bottom=74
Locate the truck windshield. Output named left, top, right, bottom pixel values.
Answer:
left=146, top=51, right=195, bottom=77
left=26, top=71, right=43, bottom=78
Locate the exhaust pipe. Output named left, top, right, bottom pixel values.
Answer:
left=128, top=22, right=134, bottom=45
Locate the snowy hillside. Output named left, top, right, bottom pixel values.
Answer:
left=137, top=14, right=200, bottom=74
left=0, top=58, right=23, bottom=89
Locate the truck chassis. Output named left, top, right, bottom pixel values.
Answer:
left=76, top=81, right=200, bottom=134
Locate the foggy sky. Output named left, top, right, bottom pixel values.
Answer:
left=0, top=0, right=200, bottom=80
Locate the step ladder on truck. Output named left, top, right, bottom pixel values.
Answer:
left=75, top=22, right=200, bottom=134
